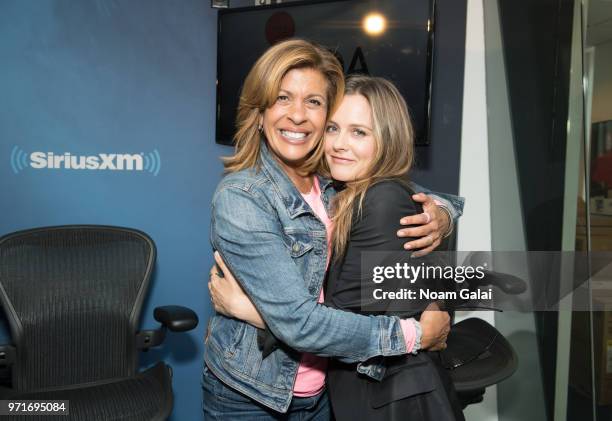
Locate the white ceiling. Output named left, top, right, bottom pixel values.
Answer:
left=587, top=0, right=612, bottom=46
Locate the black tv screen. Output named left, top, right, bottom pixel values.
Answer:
left=216, top=0, right=435, bottom=145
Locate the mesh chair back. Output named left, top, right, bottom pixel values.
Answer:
left=0, top=226, right=155, bottom=392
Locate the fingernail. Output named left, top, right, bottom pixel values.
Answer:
left=404, top=244, right=411, bottom=250
left=397, top=230, right=405, bottom=237
left=410, top=253, right=417, bottom=258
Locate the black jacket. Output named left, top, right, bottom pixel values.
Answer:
left=324, top=179, right=464, bottom=421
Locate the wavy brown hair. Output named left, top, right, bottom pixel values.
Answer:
left=322, top=75, right=415, bottom=259
left=223, top=39, right=344, bottom=175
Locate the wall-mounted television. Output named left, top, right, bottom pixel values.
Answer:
left=216, top=0, right=436, bottom=146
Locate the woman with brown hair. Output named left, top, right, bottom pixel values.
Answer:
left=204, top=39, right=461, bottom=419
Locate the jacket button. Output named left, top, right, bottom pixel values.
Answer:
left=292, top=244, right=300, bottom=253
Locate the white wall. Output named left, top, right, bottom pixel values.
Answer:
left=457, top=0, right=497, bottom=420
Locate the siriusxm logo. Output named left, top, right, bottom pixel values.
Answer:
left=10, top=147, right=161, bottom=176
left=31, top=152, right=144, bottom=170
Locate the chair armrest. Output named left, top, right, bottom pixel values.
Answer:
left=136, top=329, right=166, bottom=350
left=477, top=270, right=527, bottom=295
left=464, top=252, right=527, bottom=295
left=0, top=345, right=16, bottom=367
left=137, top=306, right=198, bottom=351
left=153, top=305, right=199, bottom=332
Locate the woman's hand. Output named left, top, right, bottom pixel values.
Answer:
left=397, top=193, right=451, bottom=258
left=208, top=251, right=266, bottom=329
left=419, top=302, right=450, bottom=351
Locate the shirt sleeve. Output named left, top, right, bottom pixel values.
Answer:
left=399, top=318, right=422, bottom=353
left=407, top=180, right=465, bottom=222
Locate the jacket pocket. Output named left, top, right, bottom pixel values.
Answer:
left=205, top=317, right=215, bottom=344
left=369, top=358, right=436, bottom=408
left=283, top=228, right=314, bottom=257
left=224, top=321, right=247, bottom=358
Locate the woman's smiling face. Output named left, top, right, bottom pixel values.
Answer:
left=324, top=94, right=377, bottom=182
left=262, top=67, right=329, bottom=170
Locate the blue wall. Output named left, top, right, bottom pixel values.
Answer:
left=0, top=1, right=223, bottom=419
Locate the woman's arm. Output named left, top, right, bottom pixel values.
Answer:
left=211, top=185, right=408, bottom=362
left=208, top=251, right=265, bottom=329
left=209, top=258, right=449, bottom=351
left=407, top=181, right=465, bottom=221
left=399, top=183, right=465, bottom=257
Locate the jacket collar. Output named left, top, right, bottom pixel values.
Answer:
left=259, top=141, right=333, bottom=219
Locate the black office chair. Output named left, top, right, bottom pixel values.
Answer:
left=441, top=255, right=523, bottom=409
left=443, top=317, right=518, bottom=408
left=0, top=225, right=198, bottom=420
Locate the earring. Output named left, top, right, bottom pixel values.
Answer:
left=258, top=124, right=263, bottom=133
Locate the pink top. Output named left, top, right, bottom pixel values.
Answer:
left=293, top=177, right=330, bottom=397
left=292, top=177, right=418, bottom=397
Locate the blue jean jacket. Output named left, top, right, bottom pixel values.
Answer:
left=205, top=142, right=464, bottom=413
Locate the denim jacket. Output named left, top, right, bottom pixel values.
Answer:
left=205, top=142, right=464, bottom=412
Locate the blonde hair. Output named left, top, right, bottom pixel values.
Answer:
left=324, top=75, right=415, bottom=258
left=223, top=39, right=344, bottom=174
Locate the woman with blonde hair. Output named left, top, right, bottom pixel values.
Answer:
left=321, top=75, right=465, bottom=420
left=204, top=39, right=462, bottom=419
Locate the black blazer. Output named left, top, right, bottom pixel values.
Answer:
left=325, top=179, right=464, bottom=421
